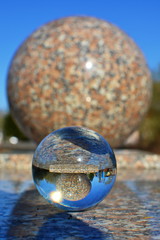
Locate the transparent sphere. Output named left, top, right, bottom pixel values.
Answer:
left=32, top=126, right=117, bottom=211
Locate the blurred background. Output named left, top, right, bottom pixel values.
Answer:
left=0, top=0, right=160, bottom=153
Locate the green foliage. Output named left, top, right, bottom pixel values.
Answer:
left=87, top=173, right=94, bottom=181
left=139, top=80, right=160, bottom=150
left=2, top=113, right=28, bottom=140
left=0, top=117, right=3, bottom=130
left=150, top=82, right=160, bottom=112
left=152, top=64, right=160, bottom=81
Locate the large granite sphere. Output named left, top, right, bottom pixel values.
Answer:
left=7, top=16, right=152, bottom=147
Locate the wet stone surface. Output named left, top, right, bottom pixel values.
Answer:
left=1, top=168, right=160, bottom=239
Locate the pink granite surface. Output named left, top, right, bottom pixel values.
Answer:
left=1, top=166, right=160, bottom=239
left=7, top=16, right=152, bottom=147
left=1, top=150, right=160, bottom=170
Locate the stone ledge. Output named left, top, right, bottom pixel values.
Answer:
left=0, top=149, right=160, bottom=169
left=115, top=149, right=160, bottom=169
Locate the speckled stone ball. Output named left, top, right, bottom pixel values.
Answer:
left=56, top=173, right=91, bottom=201
left=7, top=16, right=152, bottom=147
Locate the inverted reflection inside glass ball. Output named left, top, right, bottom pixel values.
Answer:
left=56, top=173, right=91, bottom=201
left=32, top=126, right=117, bottom=211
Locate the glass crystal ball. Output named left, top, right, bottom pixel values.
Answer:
left=32, top=126, right=117, bottom=211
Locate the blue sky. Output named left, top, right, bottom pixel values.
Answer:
left=0, top=0, right=160, bottom=112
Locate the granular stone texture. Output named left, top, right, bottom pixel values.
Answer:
left=7, top=16, right=152, bottom=146
left=56, top=173, right=91, bottom=201
left=1, top=167, right=160, bottom=239
left=1, top=150, right=160, bottom=170
left=32, top=126, right=116, bottom=171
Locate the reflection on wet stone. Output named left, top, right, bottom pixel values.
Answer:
left=6, top=188, right=113, bottom=240
left=4, top=176, right=160, bottom=239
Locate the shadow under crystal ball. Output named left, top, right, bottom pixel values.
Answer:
left=7, top=16, right=152, bottom=147
left=32, top=126, right=117, bottom=211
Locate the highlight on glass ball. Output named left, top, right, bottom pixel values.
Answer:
left=32, top=126, right=117, bottom=211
